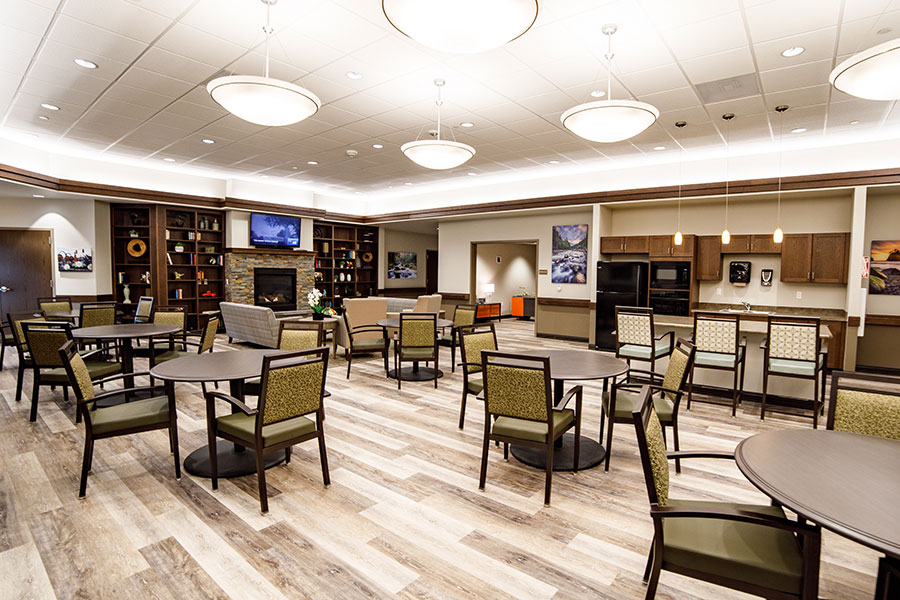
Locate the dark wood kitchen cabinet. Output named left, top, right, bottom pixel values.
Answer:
left=650, top=234, right=695, bottom=258
left=750, top=234, right=782, bottom=254
left=781, top=233, right=849, bottom=283
left=780, top=234, right=814, bottom=282
left=696, top=235, right=723, bottom=280
left=722, top=235, right=751, bottom=253
left=600, top=235, right=648, bottom=254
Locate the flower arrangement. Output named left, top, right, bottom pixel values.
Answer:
left=307, top=288, right=336, bottom=320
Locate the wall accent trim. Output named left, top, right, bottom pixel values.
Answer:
left=225, top=247, right=315, bottom=257
left=537, top=297, right=591, bottom=308
left=856, top=314, right=900, bottom=327
left=439, top=292, right=470, bottom=301
left=535, top=332, right=589, bottom=342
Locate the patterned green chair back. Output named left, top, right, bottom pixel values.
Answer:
left=482, top=352, right=550, bottom=422
left=768, top=318, right=818, bottom=361
left=258, top=349, right=327, bottom=426
left=278, top=322, right=322, bottom=351
left=134, top=297, right=154, bottom=323
left=10, top=312, right=45, bottom=352
left=23, top=321, right=71, bottom=368
left=80, top=304, right=117, bottom=328
left=632, top=386, right=670, bottom=507
left=152, top=309, right=186, bottom=330
left=400, top=315, right=434, bottom=349
left=829, top=373, right=900, bottom=441
left=199, top=316, right=218, bottom=353
left=616, top=310, right=652, bottom=346
left=694, top=314, right=738, bottom=354
left=39, top=298, right=71, bottom=314
left=59, top=340, right=95, bottom=405
left=661, top=341, right=694, bottom=401
left=460, top=327, right=497, bottom=373
left=453, top=305, right=476, bottom=328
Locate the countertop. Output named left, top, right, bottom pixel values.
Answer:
left=654, top=314, right=832, bottom=338
left=695, top=303, right=848, bottom=322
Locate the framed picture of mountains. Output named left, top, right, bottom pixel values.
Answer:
left=869, top=240, right=900, bottom=295
left=551, top=224, right=588, bottom=284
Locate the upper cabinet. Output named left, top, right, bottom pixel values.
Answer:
left=724, top=235, right=751, bottom=253
left=696, top=236, right=723, bottom=280
left=649, top=234, right=695, bottom=258
left=600, top=235, right=648, bottom=254
left=780, top=233, right=849, bottom=283
left=750, top=234, right=782, bottom=254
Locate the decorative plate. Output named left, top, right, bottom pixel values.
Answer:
left=126, top=238, right=147, bottom=258
left=361, top=251, right=374, bottom=263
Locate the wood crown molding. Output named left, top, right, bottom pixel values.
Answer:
left=537, top=297, right=591, bottom=308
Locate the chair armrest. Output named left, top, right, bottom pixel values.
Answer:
left=92, top=371, right=151, bottom=386
left=91, top=385, right=167, bottom=402
left=739, top=336, right=747, bottom=348
left=646, top=383, right=682, bottom=398
left=666, top=450, right=734, bottom=461
left=759, top=339, right=768, bottom=350
left=651, top=505, right=819, bottom=535
left=457, top=361, right=481, bottom=369
left=78, top=348, right=107, bottom=360
left=204, top=390, right=256, bottom=415
left=622, top=367, right=663, bottom=383
left=655, top=330, right=674, bottom=347
left=820, top=342, right=829, bottom=357
left=350, top=325, right=387, bottom=336
left=151, top=339, right=201, bottom=349
left=555, top=385, right=583, bottom=411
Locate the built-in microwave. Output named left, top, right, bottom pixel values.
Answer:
left=649, top=261, right=691, bottom=290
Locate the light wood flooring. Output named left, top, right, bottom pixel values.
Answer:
left=0, top=319, right=882, bottom=599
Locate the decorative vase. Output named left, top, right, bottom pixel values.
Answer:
left=312, top=312, right=325, bottom=321
left=123, top=284, right=131, bottom=304
left=175, top=245, right=184, bottom=252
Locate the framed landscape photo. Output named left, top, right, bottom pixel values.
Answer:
left=387, top=252, right=417, bottom=279
left=551, top=224, right=588, bottom=284
left=869, top=240, right=900, bottom=295
left=57, top=248, right=93, bottom=272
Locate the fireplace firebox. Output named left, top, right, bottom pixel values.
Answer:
left=254, top=267, right=296, bottom=311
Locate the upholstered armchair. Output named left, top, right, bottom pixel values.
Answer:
left=687, top=311, right=746, bottom=416
left=450, top=304, right=477, bottom=373
left=341, top=297, right=389, bottom=379
left=394, top=313, right=438, bottom=389
left=615, top=306, right=673, bottom=378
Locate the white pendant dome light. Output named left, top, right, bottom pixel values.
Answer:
left=829, top=37, right=900, bottom=100
left=402, top=79, right=476, bottom=170
left=207, top=0, right=320, bottom=127
left=382, top=0, right=539, bottom=54
left=561, top=24, right=659, bottom=143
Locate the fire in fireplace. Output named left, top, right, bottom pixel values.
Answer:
left=254, top=267, right=297, bottom=311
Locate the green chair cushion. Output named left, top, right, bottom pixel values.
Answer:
left=603, top=389, right=674, bottom=422
left=695, top=349, right=742, bottom=368
left=352, top=339, right=385, bottom=352
left=90, top=395, right=170, bottom=435
left=619, top=340, right=671, bottom=360
left=399, top=346, right=434, bottom=360
left=768, top=356, right=822, bottom=377
left=662, top=499, right=803, bottom=595
left=466, top=378, right=483, bottom=395
left=45, top=361, right=121, bottom=383
left=217, top=412, right=316, bottom=447
left=492, top=409, right=574, bottom=443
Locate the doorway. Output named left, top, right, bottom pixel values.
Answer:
left=470, top=242, right=538, bottom=329
left=425, top=250, right=438, bottom=295
left=0, top=229, right=53, bottom=316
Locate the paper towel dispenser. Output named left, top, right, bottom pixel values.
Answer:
left=729, top=261, right=751, bottom=286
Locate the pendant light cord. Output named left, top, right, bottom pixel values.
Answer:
left=605, top=29, right=614, bottom=100
left=777, top=109, right=784, bottom=225
left=263, top=2, right=273, bottom=78
left=724, top=115, right=732, bottom=227
left=436, top=83, right=443, bottom=141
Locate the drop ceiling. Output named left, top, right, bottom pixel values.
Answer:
left=3, top=0, right=900, bottom=195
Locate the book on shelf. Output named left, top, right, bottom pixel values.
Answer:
left=165, top=229, right=170, bottom=240
left=166, top=252, right=173, bottom=265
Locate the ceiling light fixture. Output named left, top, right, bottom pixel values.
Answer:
left=781, top=46, right=805, bottom=58
left=73, top=58, right=98, bottom=69
left=773, top=105, right=788, bottom=244
left=345, top=71, right=363, bottom=80
left=401, top=79, right=475, bottom=170
left=372, top=143, right=384, bottom=149
left=673, top=121, right=686, bottom=246
left=653, top=145, right=666, bottom=150
left=40, top=103, right=59, bottom=111
left=33, top=194, right=45, bottom=198
left=790, top=127, right=807, bottom=133
left=460, top=121, right=474, bottom=128
left=201, top=138, right=215, bottom=144
left=307, top=160, right=318, bottom=165
left=38, top=115, right=49, bottom=121
left=207, top=0, right=320, bottom=126
left=163, top=157, right=176, bottom=162
left=590, top=89, right=606, bottom=98
left=829, top=37, right=900, bottom=100
left=467, top=172, right=477, bottom=176
left=721, top=113, right=734, bottom=245
left=404, top=182, right=413, bottom=185
left=382, top=0, right=539, bottom=54
left=548, top=160, right=560, bottom=164
left=850, top=119, right=860, bottom=125
left=561, top=24, right=659, bottom=143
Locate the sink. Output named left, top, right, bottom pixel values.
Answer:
left=718, top=308, right=775, bottom=315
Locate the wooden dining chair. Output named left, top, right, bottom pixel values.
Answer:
left=58, top=340, right=179, bottom=497
left=457, top=323, right=497, bottom=429
left=615, top=306, right=674, bottom=378
left=632, top=385, right=821, bottom=600
left=479, top=350, right=582, bottom=506
left=204, top=347, right=330, bottom=514
left=761, top=315, right=827, bottom=427
left=687, top=311, right=747, bottom=416
left=394, top=312, right=438, bottom=390
left=827, top=371, right=900, bottom=440
left=449, top=304, right=477, bottom=373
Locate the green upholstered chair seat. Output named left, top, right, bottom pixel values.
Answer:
left=620, top=340, right=671, bottom=360
left=352, top=338, right=385, bottom=352
left=695, top=349, right=742, bottom=368
left=768, top=355, right=823, bottom=377
left=44, top=361, right=121, bottom=383
left=603, top=390, right=674, bottom=422
left=399, top=346, right=434, bottom=360
left=90, top=395, right=169, bottom=435
left=153, top=350, right=192, bottom=364
left=466, top=379, right=483, bottom=395
left=491, top=409, right=574, bottom=443
left=217, top=412, right=316, bottom=447
left=662, top=499, right=803, bottom=595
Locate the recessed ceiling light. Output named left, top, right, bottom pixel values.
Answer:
left=781, top=46, right=805, bottom=58
left=163, top=157, right=176, bottom=162
left=345, top=71, right=363, bottom=80
left=355, top=191, right=362, bottom=195
left=404, top=182, right=413, bottom=185
left=38, top=115, right=49, bottom=121
left=790, top=127, right=807, bottom=134
left=201, top=138, right=215, bottom=144
left=307, top=160, right=318, bottom=165
left=372, top=143, right=384, bottom=149
left=850, top=119, right=861, bottom=125
left=653, top=145, right=666, bottom=150
left=590, top=90, right=606, bottom=98
left=73, top=58, right=98, bottom=69
left=33, top=194, right=45, bottom=198
left=460, top=121, right=474, bottom=128
left=548, top=160, right=560, bottom=164
left=40, top=103, right=59, bottom=111
left=467, top=172, right=477, bottom=176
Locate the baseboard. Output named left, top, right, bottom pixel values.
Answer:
left=855, top=364, right=900, bottom=376
left=536, top=332, right=589, bottom=343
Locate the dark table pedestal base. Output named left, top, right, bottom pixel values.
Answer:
left=387, top=366, right=444, bottom=381
left=184, top=440, right=286, bottom=478
left=510, top=433, right=605, bottom=472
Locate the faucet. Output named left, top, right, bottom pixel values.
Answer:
left=741, top=301, right=752, bottom=312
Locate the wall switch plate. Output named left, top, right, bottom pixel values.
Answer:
left=556, top=284, right=562, bottom=291
left=716, top=287, right=722, bottom=296
left=796, top=291, right=802, bottom=299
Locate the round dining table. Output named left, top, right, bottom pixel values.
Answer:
left=377, top=317, right=454, bottom=381
left=736, top=429, right=900, bottom=599
left=73, top=323, right=181, bottom=389
left=150, top=349, right=287, bottom=478
left=509, top=349, right=628, bottom=472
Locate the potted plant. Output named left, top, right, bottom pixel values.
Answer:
left=307, top=288, right=335, bottom=320
left=174, top=242, right=185, bottom=253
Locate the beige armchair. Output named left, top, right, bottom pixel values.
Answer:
left=336, top=297, right=388, bottom=350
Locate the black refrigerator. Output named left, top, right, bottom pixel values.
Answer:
left=595, top=261, right=648, bottom=351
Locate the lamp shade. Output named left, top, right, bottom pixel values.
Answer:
left=483, top=283, right=495, bottom=294
left=207, top=75, right=321, bottom=127
left=382, top=0, right=539, bottom=54
left=560, top=100, right=659, bottom=143
left=829, top=37, right=900, bottom=100
left=401, top=139, right=476, bottom=170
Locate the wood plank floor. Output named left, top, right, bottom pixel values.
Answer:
left=0, top=320, right=882, bottom=599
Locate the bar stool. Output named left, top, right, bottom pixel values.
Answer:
left=614, top=306, right=673, bottom=378
left=761, top=315, right=827, bottom=427
left=687, top=311, right=746, bottom=416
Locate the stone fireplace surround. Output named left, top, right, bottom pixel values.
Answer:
left=224, top=248, right=316, bottom=310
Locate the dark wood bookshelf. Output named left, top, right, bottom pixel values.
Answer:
left=312, top=221, right=378, bottom=309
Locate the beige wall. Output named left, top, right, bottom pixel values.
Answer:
left=474, top=243, right=537, bottom=314
left=536, top=304, right=591, bottom=341
left=379, top=229, right=438, bottom=290
left=863, top=193, right=900, bottom=315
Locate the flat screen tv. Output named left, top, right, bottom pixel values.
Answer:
left=249, top=213, right=300, bottom=248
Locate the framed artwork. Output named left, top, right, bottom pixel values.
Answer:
left=551, top=224, right=588, bottom=283
left=869, top=240, right=900, bottom=295
left=58, top=248, right=93, bottom=272
left=387, top=252, right=417, bottom=279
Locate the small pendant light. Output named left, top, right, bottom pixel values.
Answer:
left=721, top=113, right=734, bottom=245
left=773, top=105, right=788, bottom=244
left=673, top=121, right=686, bottom=246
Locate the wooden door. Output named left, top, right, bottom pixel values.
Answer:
left=696, top=236, right=722, bottom=280
left=623, top=236, right=648, bottom=253
left=670, top=234, right=696, bottom=257
left=0, top=229, right=53, bottom=316
left=600, top=236, right=624, bottom=254
left=780, top=234, right=813, bottom=282
left=425, top=249, right=438, bottom=295
left=648, top=235, right=672, bottom=257
left=811, top=233, right=849, bottom=283
left=750, top=234, right=781, bottom=254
